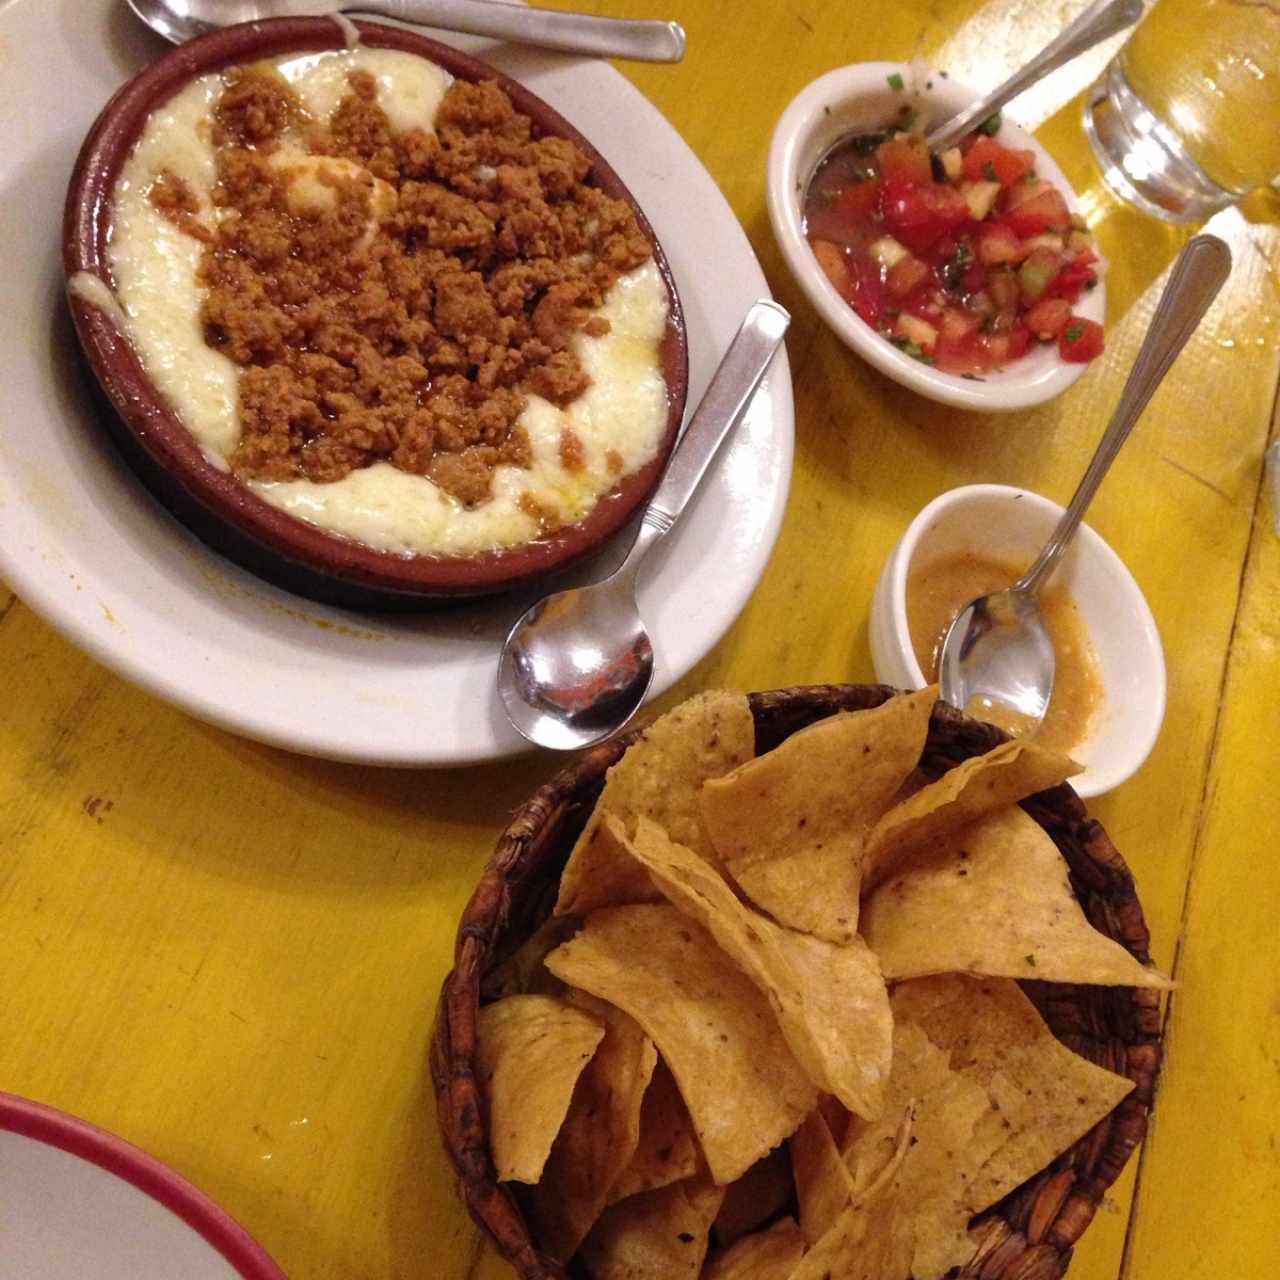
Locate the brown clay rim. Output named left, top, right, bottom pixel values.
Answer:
left=430, top=685, right=1164, bottom=1280
left=63, top=18, right=689, bottom=599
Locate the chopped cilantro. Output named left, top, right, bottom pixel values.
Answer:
left=887, top=71, right=905, bottom=91
left=979, top=110, right=1003, bottom=136
left=983, top=160, right=998, bottom=182
left=1064, top=323, right=1085, bottom=343
left=961, top=372, right=986, bottom=381
left=851, top=128, right=893, bottom=155
left=1025, top=953, right=1038, bottom=968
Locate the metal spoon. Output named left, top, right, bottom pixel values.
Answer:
left=125, top=0, right=686, bottom=63
left=925, top=0, right=1143, bottom=151
left=498, top=301, right=790, bottom=751
left=938, top=234, right=1231, bottom=731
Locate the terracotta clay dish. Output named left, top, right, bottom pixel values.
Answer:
left=63, top=17, right=688, bottom=608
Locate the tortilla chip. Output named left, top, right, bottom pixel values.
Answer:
left=862, top=806, right=1173, bottom=988
left=579, top=1176, right=726, bottom=1279
left=624, top=816, right=891, bottom=1119
left=791, top=1110, right=855, bottom=1244
left=609, top=1059, right=703, bottom=1204
left=842, top=976, right=1134, bottom=1278
left=475, top=995, right=605, bottom=1184
left=894, top=975, right=1135, bottom=1216
left=545, top=905, right=816, bottom=1184
left=703, top=1217, right=805, bottom=1280
left=556, top=692, right=755, bottom=915
left=843, top=1108, right=913, bottom=1205
left=863, top=739, right=1083, bottom=890
left=529, top=993, right=658, bottom=1260
left=786, top=1172, right=912, bottom=1280
left=700, top=688, right=936, bottom=943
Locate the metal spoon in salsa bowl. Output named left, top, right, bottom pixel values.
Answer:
left=938, top=234, right=1231, bottom=731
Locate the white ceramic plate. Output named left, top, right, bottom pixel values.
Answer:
left=0, top=1092, right=284, bottom=1279
left=0, top=0, right=793, bottom=767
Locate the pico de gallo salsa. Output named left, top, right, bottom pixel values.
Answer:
left=804, top=122, right=1104, bottom=376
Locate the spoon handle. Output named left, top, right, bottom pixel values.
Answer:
left=374, top=0, right=686, bottom=62
left=1018, top=234, right=1232, bottom=596
left=925, top=0, right=1143, bottom=151
left=618, top=301, right=790, bottom=575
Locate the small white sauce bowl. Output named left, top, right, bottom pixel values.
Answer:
left=870, top=484, right=1165, bottom=798
left=766, top=62, right=1106, bottom=412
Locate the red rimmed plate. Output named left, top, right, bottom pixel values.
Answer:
left=0, top=1092, right=285, bottom=1279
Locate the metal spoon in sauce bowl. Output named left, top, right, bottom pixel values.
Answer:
left=938, top=235, right=1231, bottom=732
left=498, top=301, right=790, bottom=752
left=924, top=0, right=1143, bottom=152
left=125, top=0, right=687, bottom=63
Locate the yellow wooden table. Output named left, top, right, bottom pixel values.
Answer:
left=2, top=0, right=1278, bottom=1276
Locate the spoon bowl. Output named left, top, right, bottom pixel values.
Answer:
left=939, top=588, right=1055, bottom=733
left=499, top=575, right=655, bottom=752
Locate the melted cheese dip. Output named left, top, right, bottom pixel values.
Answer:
left=106, top=48, right=671, bottom=557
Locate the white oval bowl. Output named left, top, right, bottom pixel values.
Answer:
left=767, top=61, right=1106, bottom=412
left=869, top=484, right=1165, bottom=798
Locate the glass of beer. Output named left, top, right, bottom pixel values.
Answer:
left=1084, top=0, right=1280, bottom=221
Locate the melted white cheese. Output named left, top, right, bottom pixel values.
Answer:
left=107, top=49, right=670, bottom=558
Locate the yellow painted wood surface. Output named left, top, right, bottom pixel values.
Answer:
left=1, top=2, right=1278, bottom=1277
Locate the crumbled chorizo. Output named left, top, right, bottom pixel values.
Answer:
left=188, top=70, right=653, bottom=495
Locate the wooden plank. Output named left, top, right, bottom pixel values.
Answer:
left=1121, top=404, right=1280, bottom=1279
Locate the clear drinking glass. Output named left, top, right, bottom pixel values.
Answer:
left=1083, top=0, right=1280, bottom=221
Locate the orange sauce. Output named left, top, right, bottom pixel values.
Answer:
left=906, top=552, right=1102, bottom=754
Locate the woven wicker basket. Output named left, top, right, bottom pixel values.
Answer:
left=431, top=685, right=1163, bottom=1280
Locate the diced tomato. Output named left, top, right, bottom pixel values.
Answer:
left=876, top=135, right=932, bottom=186
left=810, top=238, right=851, bottom=295
left=847, top=254, right=887, bottom=326
left=1025, top=297, right=1071, bottom=340
left=886, top=255, right=931, bottom=298
left=1004, top=187, right=1072, bottom=236
left=883, top=180, right=970, bottom=254
left=1045, top=254, right=1099, bottom=304
left=833, top=177, right=882, bottom=223
left=962, top=262, right=988, bottom=293
left=934, top=331, right=984, bottom=374
left=1005, top=178, right=1050, bottom=209
left=1059, top=317, right=1105, bottom=362
left=981, top=324, right=1031, bottom=368
left=962, top=136, right=1035, bottom=188
left=976, top=223, right=1024, bottom=266
left=939, top=308, right=981, bottom=342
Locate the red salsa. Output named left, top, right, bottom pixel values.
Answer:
left=804, top=122, right=1104, bottom=376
